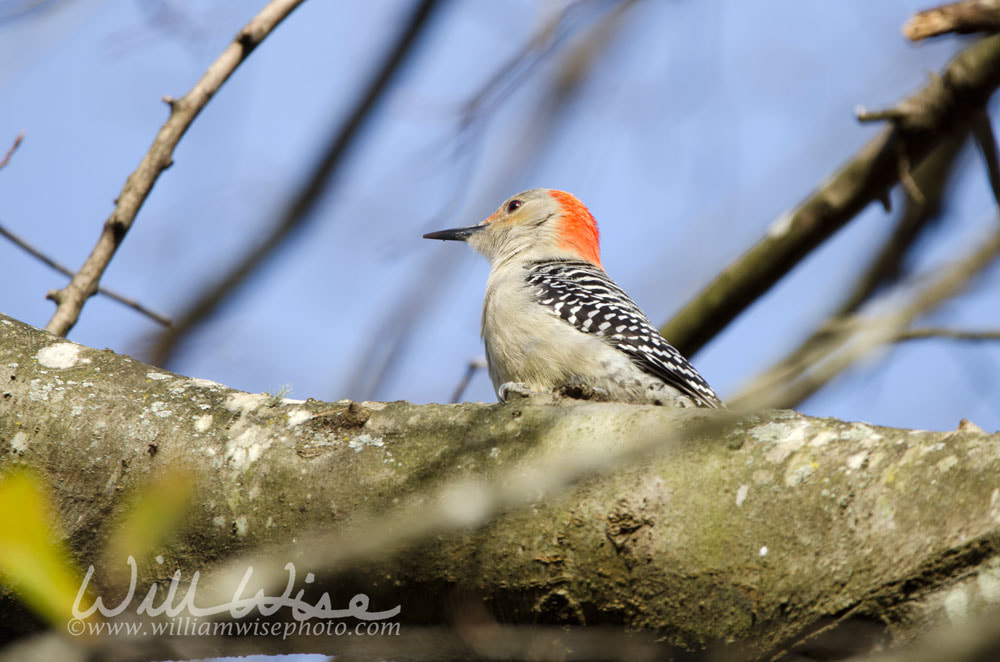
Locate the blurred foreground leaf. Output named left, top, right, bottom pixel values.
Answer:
left=0, top=469, right=83, bottom=627
left=104, top=465, right=194, bottom=585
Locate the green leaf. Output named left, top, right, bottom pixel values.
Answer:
left=0, top=469, right=84, bottom=628
left=105, top=465, right=194, bottom=583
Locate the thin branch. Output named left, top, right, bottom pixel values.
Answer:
left=835, top=131, right=966, bottom=317
left=660, top=35, right=1000, bottom=358
left=754, top=137, right=968, bottom=408
left=457, top=0, right=615, bottom=124
left=148, top=0, right=443, bottom=367
left=0, top=131, right=23, bottom=170
left=972, top=109, right=1000, bottom=211
left=450, top=357, right=486, bottom=403
left=895, top=326, right=1000, bottom=342
left=730, top=228, right=1000, bottom=409
left=43, top=0, right=307, bottom=338
left=904, top=0, right=1000, bottom=41
left=0, top=222, right=171, bottom=327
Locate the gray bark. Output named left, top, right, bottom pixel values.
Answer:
left=1, top=311, right=999, bottom=660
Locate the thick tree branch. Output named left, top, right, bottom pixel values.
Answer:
left=2, top=313, right=1000, bottom=661
left=43, top=0, right=306, bottom=338
left=661, top=35, right=1000, bottom=357
left=905, top=0, right=1000, bottom=41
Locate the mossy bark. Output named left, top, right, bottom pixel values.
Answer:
left=2, top=312, right=999, bottom=660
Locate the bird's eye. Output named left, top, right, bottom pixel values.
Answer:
left=506, top=199, right=523, bottom=213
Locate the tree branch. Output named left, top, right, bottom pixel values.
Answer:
left=904, top=0, right=1000, bottom=41
left=450, top=356, right=486, bottom=403
left=834, top=132, right=966, bottom=317
left=660, top=35, right=1000, bottom=358
left=895, top=326, right=1000, bottom=341
left=972, top=109, right=1000, bottom=212
left=2, top=312, right=1000, bottom=660
left=0, top=132, right=23, bottom=170
left=43, top=0, right=307, bottom=338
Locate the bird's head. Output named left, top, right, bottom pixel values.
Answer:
left=423, top=188, right=601, bottom=267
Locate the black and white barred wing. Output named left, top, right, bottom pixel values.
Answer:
left=524, top=260, right=723, bottom=408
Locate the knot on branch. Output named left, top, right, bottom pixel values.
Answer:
left=856, top=74, right=956, bottom=135
left=606, top=499, right=654, bottom=558
left=237, top=27, right=261, bottom=54
left=310, top=401, right=372, bottom=430
left=105, top=219, right=128, bottom=247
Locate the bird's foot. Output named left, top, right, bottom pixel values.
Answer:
left=498, top=382, right=537, bottom=402
left=556, top=382, right=611, bottom=402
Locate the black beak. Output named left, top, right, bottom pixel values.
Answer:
left=423, top=225, right=486, bottom=242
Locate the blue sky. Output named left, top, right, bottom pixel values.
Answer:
left=2, top=0, right=998, bottom=432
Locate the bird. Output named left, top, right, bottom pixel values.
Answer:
left=423, top=188, right=722, bottom=408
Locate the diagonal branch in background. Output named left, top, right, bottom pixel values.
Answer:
left=455, top=0, right=622, bottom=135
left=660, top=34, right=1000, bottom=358
left=730, top=226, right=1000, bottom=410
left=0, top=132, right=23, bottom=170
left=148, top=0, right=443, bottom=368
left=43, top=0, right=307, bottom=338
left=895, top=326, right=1000, bottom=342
left=904, top=0, right=1000, bottom=41
left=450, top=356, right=486, bottom=403
left=834, top=131, right=966, bottom=317
left=748, top=139, right=968, bottom=405
left=0, top=222, right=171, bottom=327
left=972, top=109, right=1000, bottom=210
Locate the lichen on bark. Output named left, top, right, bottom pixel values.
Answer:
left=2, top=312, right=1000, bottom=659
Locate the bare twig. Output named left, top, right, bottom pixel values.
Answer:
left=457, top=0, right=616, bottom=123
left=904, top=0, right=1000, bottom=41
left=450, top=357, right=487, bottom=403
left=973, top=110, right=1000, bottom=211
left=0, top=131, right=23, bottom=170
left=43, top=0, right=307, bottom=338
left=895, top=326, right=1000, bottom=342
left=835, top=132, right=966, bottom=317
left=148, top=0, right=443, bottom=367
left=0, top=222, right=171, bottom=327
left=759, top=136, right=967, bottom=409
left=661, top=35, right=1000, bottom=358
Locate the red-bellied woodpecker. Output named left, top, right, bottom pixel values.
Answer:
left=424, top=188, right=722, bottom=408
